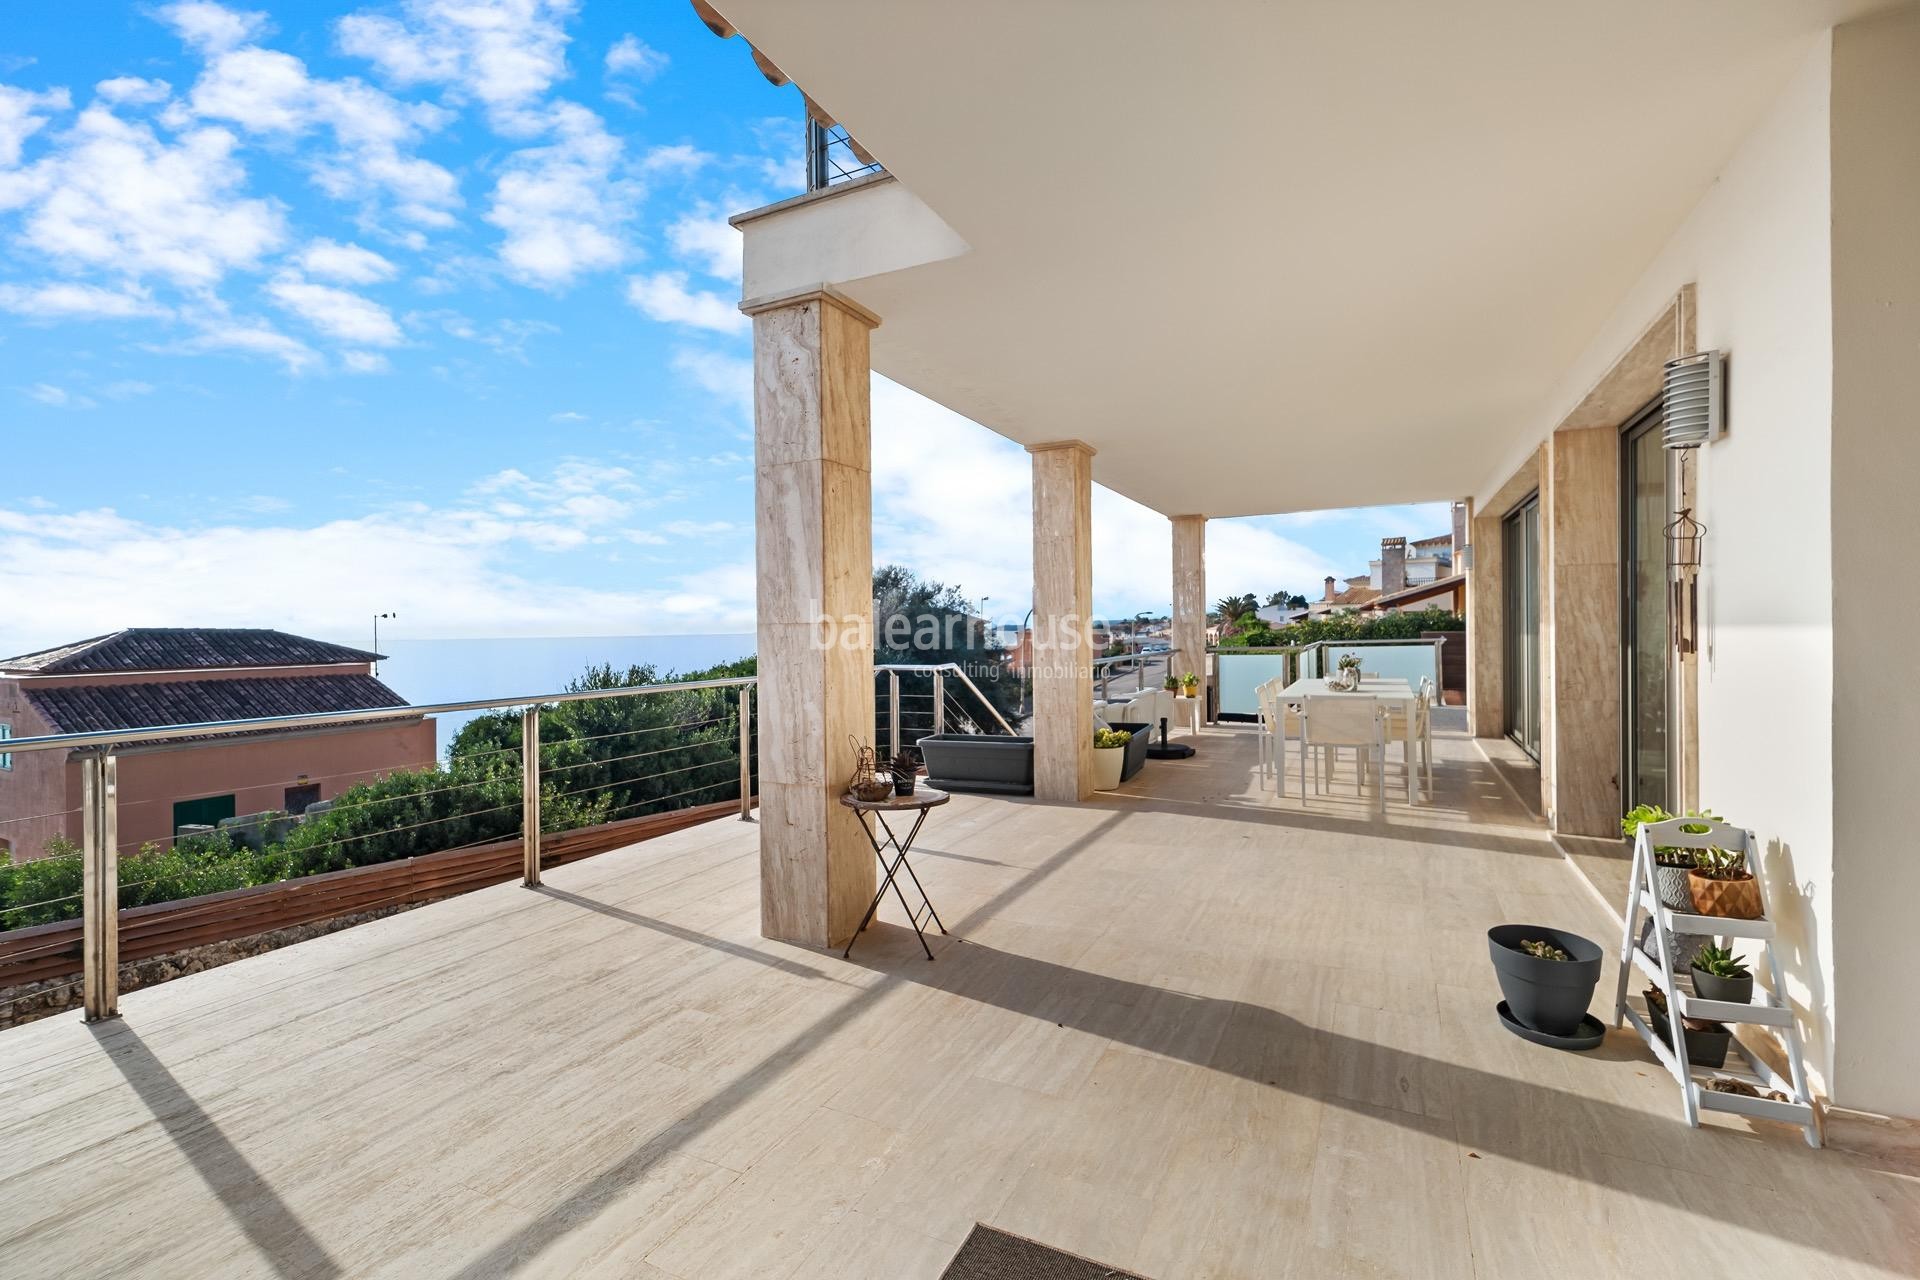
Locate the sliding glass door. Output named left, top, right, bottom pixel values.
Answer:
left=1503, top=495, right=1541, bottom=758
left=1622, top=405, right=1670, bottom=812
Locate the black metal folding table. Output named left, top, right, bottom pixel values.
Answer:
left=839, top=786, right=950, bottom=960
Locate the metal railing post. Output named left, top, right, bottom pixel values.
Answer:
left=81, top=752, right=119, bottom=1021
left=806, top=118, right=830, bottom=190
left=887, top=671, right=902, bottom=759
left=738, top=685, right=754, bottom=820
left=521, top=707, right=541, bottom=887
left=932, top=669, right=946, bottom=736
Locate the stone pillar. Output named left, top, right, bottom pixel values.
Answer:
left=745, top=286, right=878, bottom=948
left=1170, top=515, right=1207, bottom=696
left=1028, top=440, right=1096, bottom=801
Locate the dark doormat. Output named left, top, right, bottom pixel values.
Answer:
left=939, top=1223, right=1152, bottom=1279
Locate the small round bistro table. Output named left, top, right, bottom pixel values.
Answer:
left=838, top=786, right=951, bottom=960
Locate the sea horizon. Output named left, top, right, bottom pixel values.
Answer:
left=374, top=633, right=757, bottom=753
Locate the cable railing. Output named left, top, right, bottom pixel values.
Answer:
left=0, top=675, right=758, bottom=1022
left=0, top=660, right=1021, bottom=1023
left=872, top=662, right=1019, bottom=760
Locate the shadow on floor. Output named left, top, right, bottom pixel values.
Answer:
left=87, top=1021, right=343, bottom=1280
left=435, top=805, right=1891, bottom=1278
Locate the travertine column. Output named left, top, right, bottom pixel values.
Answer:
left=745, top=286, right=878, bottom=948
left=1170, top=515, right=1207, bottom=696
left=1029, top=441, right=1096, bottom=801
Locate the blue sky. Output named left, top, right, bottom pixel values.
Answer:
left=0, top=1, right=1445, bottom=657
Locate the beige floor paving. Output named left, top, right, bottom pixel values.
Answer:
left=1, top=724, right=1915, bottom=1279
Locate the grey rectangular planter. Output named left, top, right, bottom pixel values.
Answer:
left=918, top=734, right=1035, bottom=795
left=1108, top=723, right=1152, bottom=781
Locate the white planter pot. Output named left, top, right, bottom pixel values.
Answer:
left=1093, top=745, right=1126, bottom=791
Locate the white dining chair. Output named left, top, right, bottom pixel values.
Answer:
left=1385, top=686, right=1432, bottom=801
left=1299, top=696, right=1387, bottom=816
left=1253, top=678, right=1302, bottom=795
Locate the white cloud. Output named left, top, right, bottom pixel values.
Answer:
left=485, top=103, right=633, bottom=287
left=670, top=346, right=752, bottom=421
left=605, top=34, right=667, bottom=82
left=342, top=349, right=391, bottom=374
left=0, top=104, right=285, bottom=286
left=417, top=310, right=557, bottom=361
left=661, top=519, right=735, bottom=538
left=0, top=84, right=72, bottom=166
left=22, top=383, right=95, bottom=409
left=103, top=380, right=156, bottom=398
left=0, top=488, right=755, bottom=656
left=640, top=143, right=710, bottom=176
left=156, top=320, right=320, bottom=374
left=626, top=271, right=745, bottom=334
left=154, top=1, right=270, bottom=54
left=337, top=0, right=580, bottom=135
left=295, top=237, right=397, bottom=283
left=0, top=281, right=170, bottom=321
left=94, top=77, right=173, bottom=107
left=266, top=273, right=405, bottom=346
left=178, top=35, right=460, bottom=225
left=864, top=376, right=1341, bottom=622
left=548, top=410, right=587, bottom=422
left=666, top=207, right=739, bottom=282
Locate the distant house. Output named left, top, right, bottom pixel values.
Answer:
left=0, top=629, right=434, bottom=862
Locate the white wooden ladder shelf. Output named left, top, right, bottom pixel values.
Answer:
left=1612, top=817, right=1820, bottom=1147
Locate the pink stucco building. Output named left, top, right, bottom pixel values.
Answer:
left=0, top=629, right=436, bottom=862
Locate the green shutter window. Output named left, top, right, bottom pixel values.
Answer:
left=172, top=794, right=236, bottom=835
left=0, top=722, right=11, bottom=772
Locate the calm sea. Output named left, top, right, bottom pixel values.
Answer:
left=375, top=634, right=756, bottom=753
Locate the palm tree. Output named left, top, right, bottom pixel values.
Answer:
left=1216, top=594, right=1254, bottom=626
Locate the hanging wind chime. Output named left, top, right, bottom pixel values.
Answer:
left=1665, top=508, right=1705, bottom=655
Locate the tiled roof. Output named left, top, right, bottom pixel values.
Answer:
left=1365, top=573, right=1465, bottom=610
left=0, top=629, right=381, bottom=674
left=26, top=675, right=413, bottom=736
left=1330, top=584, right=1382, bottom=607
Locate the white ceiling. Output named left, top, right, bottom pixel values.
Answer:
left=715, top=0, right=1893, bottom=518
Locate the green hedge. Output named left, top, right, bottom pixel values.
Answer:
left=1227, top=608, right=1463, bottom=650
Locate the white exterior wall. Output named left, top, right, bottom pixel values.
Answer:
left=1490, top=40, right=1844, bottom=1098
left=1827, top=8, right=1920, bottom=1118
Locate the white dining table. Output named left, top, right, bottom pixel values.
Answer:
left=1276, top=676, right=1422, bottom=803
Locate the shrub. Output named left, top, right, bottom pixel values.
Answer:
left=1228, top=609, right=1463, bottom=650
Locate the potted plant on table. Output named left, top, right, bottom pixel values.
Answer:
left=1621, top=804, right=1721, bottom=911
left=1162, top=674, right=1179, bottom=693
left=1178, top=672, right=1200, bottom=699
left=1093, top=727, right=1132, bottom=791
left=1622, top=804, right=1722, bottom=970
left=1689, top=845, right=1764, bottom=920
left=1689, top=944, right=1754, bottom=1005
left=889, top=749, right=919, bottom=797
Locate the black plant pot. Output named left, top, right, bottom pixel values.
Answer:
left=1690, top=966, right=1754, bottom=1005
left=1646, top=1000, right=1732, bottom=1068
left=892, top=772, right=916, bottom=797
left=1487, top=925, right=1604, bottom=1038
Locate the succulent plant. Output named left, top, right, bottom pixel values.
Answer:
left=1691, top=944, right=1750, bottom=980
left=1691, top=845, right=1748, bottom=879
left=1519, top=938, right=1572, bottom=962
left=1622, top=804, right=1725, bottom=864
left=888, top=749, right=918, bottom=777
left=1093, top=727, right=1132, bottom=750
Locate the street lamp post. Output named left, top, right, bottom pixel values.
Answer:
left=373, top=612, right=396, bottom=674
